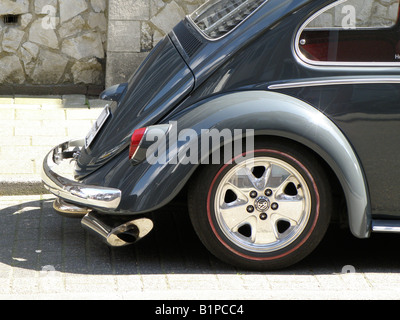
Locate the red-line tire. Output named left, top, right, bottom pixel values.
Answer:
left=188, top=140, right=332, bottom=270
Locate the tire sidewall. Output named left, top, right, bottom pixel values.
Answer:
left=189, top=142, right=331, bottom=270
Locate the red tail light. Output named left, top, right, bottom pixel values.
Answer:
left=129, top=127, right=147, bottom=159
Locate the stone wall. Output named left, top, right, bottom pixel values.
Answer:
left=106, top=0, right=206, bottom=87
left=0, top=0, right=107, bottom=93
left=0, top=0, right=207, bottom=92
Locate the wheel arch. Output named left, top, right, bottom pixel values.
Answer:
left=167, top=90, right=371, bottom=238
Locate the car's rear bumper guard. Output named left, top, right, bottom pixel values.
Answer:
left=41, top=139, right=121, bottom=210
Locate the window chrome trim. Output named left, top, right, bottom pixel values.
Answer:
left=268, top=77, right=400, bottom=90
left=187, top=0, right=269, bottom=42
left=294, top=0, right=400, bottom=67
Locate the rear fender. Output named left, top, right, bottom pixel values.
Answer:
left=85, top=91, right=371, bottom=238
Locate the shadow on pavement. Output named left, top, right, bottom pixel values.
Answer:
left=1, top=197, right=400, bottom=275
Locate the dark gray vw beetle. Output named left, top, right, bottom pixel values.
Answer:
left=42, top=0, right=400, bottom=270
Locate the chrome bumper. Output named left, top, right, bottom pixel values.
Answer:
left=41, top=139, right=121, bottom=210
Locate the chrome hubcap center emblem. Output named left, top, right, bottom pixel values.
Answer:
left=254, top=196, right=270, bottom=212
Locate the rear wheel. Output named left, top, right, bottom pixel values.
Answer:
left=188, top=140, right=332, bottom=270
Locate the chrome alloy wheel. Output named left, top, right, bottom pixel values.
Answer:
left=214, top=157, right=311, bottom=253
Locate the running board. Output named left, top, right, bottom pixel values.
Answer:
left=372, top=220, right=400, bottom=233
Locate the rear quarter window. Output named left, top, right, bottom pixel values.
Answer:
left=296, top=0, right=400, bottom=65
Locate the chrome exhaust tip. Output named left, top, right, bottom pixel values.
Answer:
left=81, top=212, right=153, bottom=247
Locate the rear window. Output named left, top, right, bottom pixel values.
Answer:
left=189, top=0, right=267, bottom=39
left=296, top=0, right=400, bottom=65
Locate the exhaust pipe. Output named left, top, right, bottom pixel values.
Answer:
left=81, top=212, right=153, bottom=247
left=53, top=198, right=91, bottom=218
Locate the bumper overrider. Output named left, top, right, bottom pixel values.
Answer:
left=41, top=139, right=122, bottom=211
left=41, top=139, right=153, bottom=247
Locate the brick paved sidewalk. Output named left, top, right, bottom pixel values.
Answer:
left=0, top=95, right=105, bottom=195
left=1, top=194, right=400, bottom=300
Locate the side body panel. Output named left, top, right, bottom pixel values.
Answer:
left=274, top=83, right=400, bottom=219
